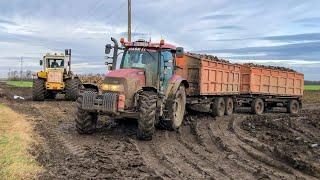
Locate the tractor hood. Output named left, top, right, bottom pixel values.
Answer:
left=104, top=69, right=146, bottom=108
left=106, top=69, right=145, bottom=79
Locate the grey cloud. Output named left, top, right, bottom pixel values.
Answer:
left=0, top=18, right=17, bottom=25
left=201, top=14, right=234, bottom=20
left=293, top=17, right=320, bottom=24
left=200, top=41, right=320, bottom=61
left=215, top=25, right=244, bottom=30
left=210, top=33, right=320, bottom=43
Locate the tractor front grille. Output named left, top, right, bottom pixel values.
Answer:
left=47, top=71, right=63, bottom=83
left=82, top=91, right=118, bottom=113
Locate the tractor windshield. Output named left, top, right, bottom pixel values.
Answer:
left=120, top=49, right=159, bottom=70
left=47, top=59, right=64, bottom=68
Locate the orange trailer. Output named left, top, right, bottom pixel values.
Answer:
left=176, top=54, right=241, bottom=116
left=238, top=65, right=304, bottom=115
left=240, top=65, right=304, bottom=96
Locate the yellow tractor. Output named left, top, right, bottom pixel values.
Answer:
left=33, top=49, right=81, bottom=101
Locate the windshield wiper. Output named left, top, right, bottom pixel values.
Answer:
left=141, top=47, right=156, bottom=60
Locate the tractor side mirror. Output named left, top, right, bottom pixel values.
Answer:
left=40, top=60, right=43, bottom=66
left=176, top=47, right=184, bottom=58
left=68, top=61, right=70, bottom=66
left=105, top=44, right=112, bottom=54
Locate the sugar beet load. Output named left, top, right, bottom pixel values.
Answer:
left=75, top=38, right=304, bottom=140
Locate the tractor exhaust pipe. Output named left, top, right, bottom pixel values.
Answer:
left=111, top=37, right=118, bottom=71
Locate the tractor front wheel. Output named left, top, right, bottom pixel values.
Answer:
left=75, top=95, right=98, bottom=134
left=137, top=91, right=157, bottom=141
left=33, top=79, right=46, bottom=101
left=65, top=79, right=80, bottom=101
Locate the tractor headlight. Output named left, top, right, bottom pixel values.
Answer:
left=101, top=84, right=124, bottom=92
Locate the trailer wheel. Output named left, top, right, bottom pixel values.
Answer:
left=137, top=91, right=157, bottom=141
left=225, top=97, right=234, bottom=116
left=287, top=100, right=299, bottom=114
left=212, top=97, right=225, bottom=117
left=75, top=95, right=98, bottom=134
left=33, top=79, right=45, bottom=101
left=251, top=98, right=264, bottom=115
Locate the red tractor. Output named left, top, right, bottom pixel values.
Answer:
left=75, top=37, right=188, bottom=140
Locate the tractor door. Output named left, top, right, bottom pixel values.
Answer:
left=160, top=50, right=174, bottom=90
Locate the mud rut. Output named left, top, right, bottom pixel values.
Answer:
left=0, top=85, right=319, bottom=179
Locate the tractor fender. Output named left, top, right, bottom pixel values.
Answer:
left=37, top=71, right=47, bottom=79
left=165, top=75, right=189, bottom=99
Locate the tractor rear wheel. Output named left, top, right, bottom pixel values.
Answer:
left=33, top=79, right=45, bottom=101
left=160, top=85, right=186, bottom=131
left=225, top=97, right=234, bottom=116
left=287, top=99, right=300, bottom=114
left=251, top=98, right=264, bottom=115
left=75, top=95, right=98, bottom=134
left=137, top=91, right=157, bottom=141
left=65, top=79, right=80, bottom=101
left=212, top=97, right=225, bottom=117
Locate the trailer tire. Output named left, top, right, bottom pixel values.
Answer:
left=65, top=79, right=80, bottom=101
left=225, top=97, right=234, bottom=116
left=287, top=99, right=299, bottom=114
left=137, top=91, right=157, bottom=141
left=75, top=96, right=97, bottom=134
left=160, top=85, right=186, bottom=131
left=33, top=79, right=45, bottom=101
left=212, top=97, right=225, bottom=117
left=251, top=98, right=264, bottom=115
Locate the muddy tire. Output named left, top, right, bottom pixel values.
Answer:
left=287, top=99, right=300, bottom=114
left=75, top=96, right=98, bottom=134
left=65, top=79, right=80, bottom=101
left=33, top=79, right=46, bottom=101
left=137, top=91, right=157, bottom=141
left=212, top=97, right=225, bottom=117
left=225, top=97, right=234, bottom=116
left=160, top=85, right=186, bottom=131
left=251, top=98, right=264, bottom=115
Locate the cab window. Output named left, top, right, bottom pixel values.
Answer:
left=47, top=59, right=64, bottom=68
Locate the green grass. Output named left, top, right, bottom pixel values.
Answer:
left=6, top=81, right=33, bottom=88
left=305, top=85, right=320, bottom=91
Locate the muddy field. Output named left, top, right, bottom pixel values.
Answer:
left=0, top=82, right=319, bottom=179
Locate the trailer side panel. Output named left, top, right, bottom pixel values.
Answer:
left=240, top=66, right=304, bottom=96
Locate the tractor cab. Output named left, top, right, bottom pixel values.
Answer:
left=40, top=50, right=71, bottom=72
left=105, top=38, right=184, bottom=94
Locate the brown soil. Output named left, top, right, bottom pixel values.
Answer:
left=0, top=82, right=319, bottom=179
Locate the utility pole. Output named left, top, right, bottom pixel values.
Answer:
left=20, top=57, right=23, bottom=81
left=128, top=0, right=132, bottom=42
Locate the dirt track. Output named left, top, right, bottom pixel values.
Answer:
left=0, top=82, right=319, bottom=179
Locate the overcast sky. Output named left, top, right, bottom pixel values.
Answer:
left=0, top=0, right=319, bottom=80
